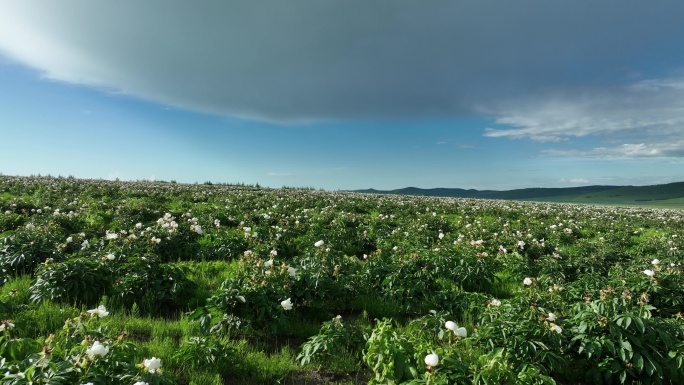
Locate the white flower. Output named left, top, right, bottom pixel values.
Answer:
left=651, top=259, right=660, bottom=266
left=547, top=313, right=557, bottom=322
left=105, top=253, right=115, bottom=261
left=490, top=299, right=501, bottom=306
left=270, top=249, right=278, bottom=257
left=643, top=269, right=655, bottom=277
left=281, top=298, right=293, bottom=310
left=87, top=305, right=109, bottom=318
left=438, top=232, right=445, bottom=239
left=424, top=353, right=439, bottom=367
left=550, top=323, right=562, bottom=334
left=86, top=341, right=109, bottom=358
left=0, top=320, right=15, bottom=331
left=105, top=231, right=118, bottom=240
left=314, top=240, right=325, bottom=247
left=133, top=382, right=149, bottom=385
left=523, top=277, right=534, bottom=286
left=83, top=383, right=95, bottom=385
left=66, top=236, right=73, bottom=243
left=264, top=259, right=274, bottom=268
left=143, top=357, right=162, bottom=374
left=517, top=240, right=526, bottom=249
left=287, top=266, right=297, bottom=277
left=445, top=321, right=467, bottom=337
left=193, top=225, right=203, bottom=235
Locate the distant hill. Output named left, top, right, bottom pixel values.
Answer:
left=353, top=182, right=684, bottom=208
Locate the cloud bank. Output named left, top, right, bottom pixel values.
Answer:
left=483, top=77, right=684, bottom=157
left=1, top=1, right=683, bottom=123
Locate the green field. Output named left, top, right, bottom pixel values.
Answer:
left=2, top=175, right=684, bottom=384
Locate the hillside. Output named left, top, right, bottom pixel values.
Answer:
left=355, top=181, right=684, bottom=208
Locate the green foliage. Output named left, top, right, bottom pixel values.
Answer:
left=298, top=316, right=365, bottom=366
left=30, top=257, right=114, bottom=306
left=363, top=318, right=418, bottom=385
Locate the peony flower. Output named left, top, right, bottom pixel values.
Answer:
left=264, top=259, right=274, bottom=268
left=87, top=305, right=109, bottom=318
left=651, top=259, right=660, bottom=266
left=547, top=313, right=557, bottom=322
left=133, top=382, right=149, bottom=385
left=281, top=298, right=293, bottom=310
left=287, top=266, right=297, bottom=277
left=66, top=236, right=73, bottom=243
left=550, top=323, right=562, bottom=334
left=314, top=240, right=325, bottom=247
left=0, top=320, right=15, bottom=332
left=643, top=269, right=655, bottom=277
left=143, top=357, right=162, bottom=374
left=105, top=253, right=115, bottom=261
left=424, top=353, right=439, bottom=367
left=490, top=299, right=502, bottom=306
left=86, top=341, right=109, bottom=358
left=523, top=277, right=534, bottom=286
left=445, top=321, right=467, bottom=337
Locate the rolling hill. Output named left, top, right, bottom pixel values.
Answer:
left=353, top=182, right=684, bottom=208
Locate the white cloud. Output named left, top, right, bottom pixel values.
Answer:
left=483, top=76, right=684, bottom=157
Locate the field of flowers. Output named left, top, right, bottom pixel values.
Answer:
left=1, top=175, right=683, bottom=384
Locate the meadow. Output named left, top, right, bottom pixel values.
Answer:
left=1, top=175, right=683, bottom=384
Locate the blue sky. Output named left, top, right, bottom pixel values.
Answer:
left=2, top=1, right=684, bottom=190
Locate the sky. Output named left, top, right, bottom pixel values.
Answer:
left=1, top=1, right=684, bottom=191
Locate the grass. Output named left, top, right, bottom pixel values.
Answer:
left=1, top=271, right=372, bottom=385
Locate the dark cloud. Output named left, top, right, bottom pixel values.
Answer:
left=1, top=1, right=683, bottom=122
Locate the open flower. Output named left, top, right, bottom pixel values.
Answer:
left=550, top=323, right=562, bottom=334
left=643, top=269, right=655, bottom=277
left=314, top=240, right=325, bottom=247
left=287, top=266, right=297, bottom=277
left=264, top=259, right=274, bottom=268
left=424, top=353, right=439, bottom=367
left=0, top=320, right=15, bottom=332
left=143, top=357, right=162, bottom=374
left=523, top=277, right=534, bottom=286
left=133, top=382, right=149, bottom=385
left=86, top=341, right=109, bottom=358
left=489, top=299, right=502, bottom=306
left=87, top=305, right=109, bottom=318
left=651, top=259, right=660, bottom=266
left=547, top=313, right=557, bottom=322
left=281, top=298, right=293, bottom=310
left=445, top=321, right=467, bottom=337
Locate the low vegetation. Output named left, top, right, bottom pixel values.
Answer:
left=1, top=175, right=683, bottom=384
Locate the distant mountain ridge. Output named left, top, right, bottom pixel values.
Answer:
left=352, top=182, right=684, bottom=208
